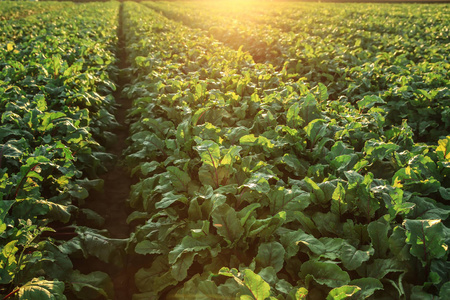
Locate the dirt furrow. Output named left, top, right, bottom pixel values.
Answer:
left=73, top=3, right=136, bottom=299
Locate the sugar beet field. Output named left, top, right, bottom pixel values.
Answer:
left=1, top=0, right=450, bottom=299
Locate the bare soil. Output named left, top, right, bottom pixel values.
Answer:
left=72, top=3, right=138, bottom=299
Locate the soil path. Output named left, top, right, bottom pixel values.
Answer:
left=74, top=3, right=136, bottom=299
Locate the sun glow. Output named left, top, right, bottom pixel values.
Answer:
left=211, top=0, right=263, bottom=17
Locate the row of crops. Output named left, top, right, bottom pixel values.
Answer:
left=0, top=2, right=124, bottom=299
left=0, top=1, right=73, bottom=21
left=122, top=1, right=450, bottom=299
left=147, top=1, right=450, bottom=142
left=1, top=1, right=450, bottom=299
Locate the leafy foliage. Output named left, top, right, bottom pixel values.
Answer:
left=0, top=2, right=122, bottom=299
left=122, top=1, right=450, bottom=299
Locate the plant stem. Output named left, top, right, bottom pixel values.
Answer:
left=2, top=288, right=19, bottom=300
left=0, top=143, right=5, bottom=169
left=13, top=163, right=41, bottom=199
left=207, top=149, right=219, bottom=188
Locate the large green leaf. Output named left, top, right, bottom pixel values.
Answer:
left=247, top=212, right=286, bottom=239
left=18, top=278, right=66, bottom=300
left=326, top=141, right=354, bottom=162
left=239, top=134, right=274, bottom=151
left=237, top=203, right=261, bottom=227
left=167, top=166, right=191, bottom=192
left=293, top=211, right=319, bottom=236
left=366, top=259, right=405, bottom=279
left=316, top=83, right=329, bottom=102
left=286, top=102, right=303, bottom=128
left=242, top=172, right=273, bottom=194
left=356, top=95, right=385, bottom=110
left=304, top=119, right=327, bottom=146
left=171, top=252, right=198, bottom=282
left=0, top=200, right=14, bottom=235
left=135, top=240, right=167, bottom=255
left=211, top=203, right=244, bottom=246
left=300, top=93, right=321, bottom=125
left=440, top=282, right=450, bottom=300
left=135, top=256, right=177, bottom=293
left=69, top=270, right=113, bottom=300
left=268, top=186, right=310, bottom=221
left=221, top=145, right=242, bottom=166
left=436, top=136, right=450, bottom=164
left=195, top=140, right=220, bottom=168
left=388, top=226, right=410, bottom=261
left=255, top=242, right=285, bottom=273
left=282, top=153, right=308, bottom=177
left=368, top=219, right=389, bottom=258
left=241, top=269, right=271, bottom=300
left=168, top=236, right=211, bottom=264
left=0, top=240, right=18, bottom=284
left=59, top=227, right=126, bottom=266
left=320, top=238, right=345, bottom=260
left=406, top=196, right=450, bottom=220
left=131, top=131, right=166, bottom=155
left=174, top=273, right=227, bottom=299
left=22, top=241, right=72, bottom=282
left=280, top=229, right=325, bottom=258
left=303, top=177, right=326, bottom=205
left=340, top=242, right=374, bottom=271
left=404, top=219, right=448, bottom=266
left=138, top=161, right=159, bottom=176
left=410, top=285, right=436, bottom=300
left=155, top=191, right=188, bottom=209
left=300, top=261, right=350, bottom=288
left=38, top=201, right=75, bottom=224
left=364, top=140, right=399, bottom=162
left=331, top=182, right=347, bottom=217
left=326, top=285, right=360, bottom=300
left=349, top=278, right=383, bottom=299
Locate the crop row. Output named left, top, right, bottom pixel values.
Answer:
left=123, top=2, right=449, bottom=299
left=0, top=1, right=74, bottom=21
left=0, top=3, right=123, bottom=299
left=144, top=1, right=450, bottom=142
